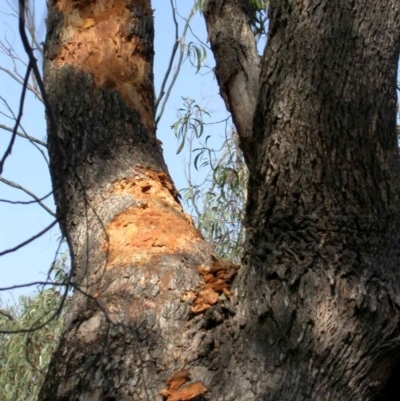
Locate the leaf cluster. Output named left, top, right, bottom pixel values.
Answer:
left=249, top=0, right=269, bottom=38
left=173, top=98, right=248, bottom=262
left=0, top=289, right=65, bottom=401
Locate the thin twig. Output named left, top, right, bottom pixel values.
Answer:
left=0, top=281, right=65, bottom=292
left=0, top=177, right=56, bottom=216
left=0, top=64, right=42, bottom=100
left=0, top=219, right=58, bottom=257
left=0, top=190, right=52, bottom=206
left=0, top=308, right=14, bottom=321
left=0, top=280, right=69, bottom=334
left=155, top=0, right=180, bottom=113
left=0, top=123, right=47, bottom=147
left=0, top=98, right=49, bottom=163
left=155, top=4, right=197, bottom=125
left=0, top=61, right=31, bottom=174
left=45, top=236, right=66, bottom=283
left=18, top=0, right=76, bottom=276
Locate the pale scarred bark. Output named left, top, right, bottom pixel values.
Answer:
left=203, top=0, right=260, bottom=164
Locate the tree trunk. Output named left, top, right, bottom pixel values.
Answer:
left=40, top=0, right=400, bottom=400
left=40, top=1, right=215, bottom=399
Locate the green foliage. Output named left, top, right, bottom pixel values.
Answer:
left=0, top=255, right=68, bottom=401
left=173, top=98, right=248, bottom=262
left=187, top=42, right=208, bottom=73
left=249, top=0, right=269, bottom=38
left=172, top=97, right=211, bottom=154
left=0, top=290, right=64, bottom=401
left=194, top=0, right=205, bottom=12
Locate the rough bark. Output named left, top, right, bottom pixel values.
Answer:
left=39, top=1, right=221, bottom=400
left=39, top=0, right=400, bottom=400
left=238, top=0, right=400, bottom=399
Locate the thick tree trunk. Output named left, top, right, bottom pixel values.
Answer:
left=39, top=0, right=400, bottom=400
left=205, top=0, right=400, bottom=400
left=40, top=1, right=218, bottom=400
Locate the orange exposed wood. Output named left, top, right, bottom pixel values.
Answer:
left=161, top=370, right=207, bottom=401
left=167, top=370, right=191, bottom=391
left=103, top=169, right=203, bottom=268
left=200, top=287, right=219, bottom=305
left=52, top=0, right=155, bottom=132
left=184, top=261, right=240, bottom=314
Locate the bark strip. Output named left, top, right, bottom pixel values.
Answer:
left=203, top=0, right=260, bottom=164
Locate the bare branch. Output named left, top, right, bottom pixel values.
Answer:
left=0, top=123, right=47, bottom=147
left=0, top=101, right=49, bottom=164
left=203, top=0, right=260, bottom=164
left=0, top=308, right=14, bottom=321
left=17, top=0, right=77, bottom=278
left=0, top=189, right=52, bottom=206
left=0, top=279, right=69, bottom=334
left=155, top=0, right=180, bottom=113
left=0, top=64, right=42, bottom=100
left=0, top=61, right=31, bottom=174
left=0, top=176, right=56, bottom=216
left=0, top=281, right=64, bottom=292
left=24, top=0, right=44, bottom=59
left=156, top=4, right=197, bottom=125
left=4, top=0, right=18, bottom=18
left=0, top=95, right=48, bottom=164
left=0, top=219, right=58, bottom=257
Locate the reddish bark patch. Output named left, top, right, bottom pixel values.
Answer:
left=161, top=370, right=207, bottom=401
left=103, top=169, right=203, bottom=268
left=167, top=370, right=191, bottom=391
left=52, top=0, right=155, bottom=132
left=185, top=260, right=240, bottom=314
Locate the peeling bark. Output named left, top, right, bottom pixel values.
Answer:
left=39, top=0, right=400, bottom=400
left=39, top=0, right=219, bottom=399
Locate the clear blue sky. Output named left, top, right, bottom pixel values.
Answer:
left=0, top=0, right=229, bottom=304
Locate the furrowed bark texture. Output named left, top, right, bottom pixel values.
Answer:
left=203, top=0, right=260, bottom=164
left=39, top=0, right=400, bottom=400
left=237, top=0, right=400, bottom=400
left=204, top=0, right=400, bottom=400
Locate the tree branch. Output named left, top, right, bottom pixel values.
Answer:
left=0, top=176, right=56, bottom=216
left=155, top=0, right=179, bottom=113
left=0, top=219, right=58, bottom=257
left=0, top=308, right=14, bottom=321
left=155, top=3, right=197, bottom=125
left=0, top=123, right=47, bottom=147
left=203, top=0, right=260, bottom=164
left=0, top=98, right=49, bottom=164
left=0, top=61, right=32, bottom=174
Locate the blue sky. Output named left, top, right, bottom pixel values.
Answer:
left=0, top=0, right=229, bottom=304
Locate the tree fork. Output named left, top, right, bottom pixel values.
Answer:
left=39, top=0, right=400, bottom=400
left=204, top=0, right=400, bottom=400
left=246, top=0, right=400, bottom=399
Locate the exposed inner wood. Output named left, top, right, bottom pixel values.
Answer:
left=53, top=0, right=155, bottom=132
left=103, top=169, right=203, bottom=267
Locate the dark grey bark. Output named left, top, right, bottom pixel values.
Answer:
left=39, top=0, right=400, bottom=400
left=206, top=0, right=400, bottom=400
